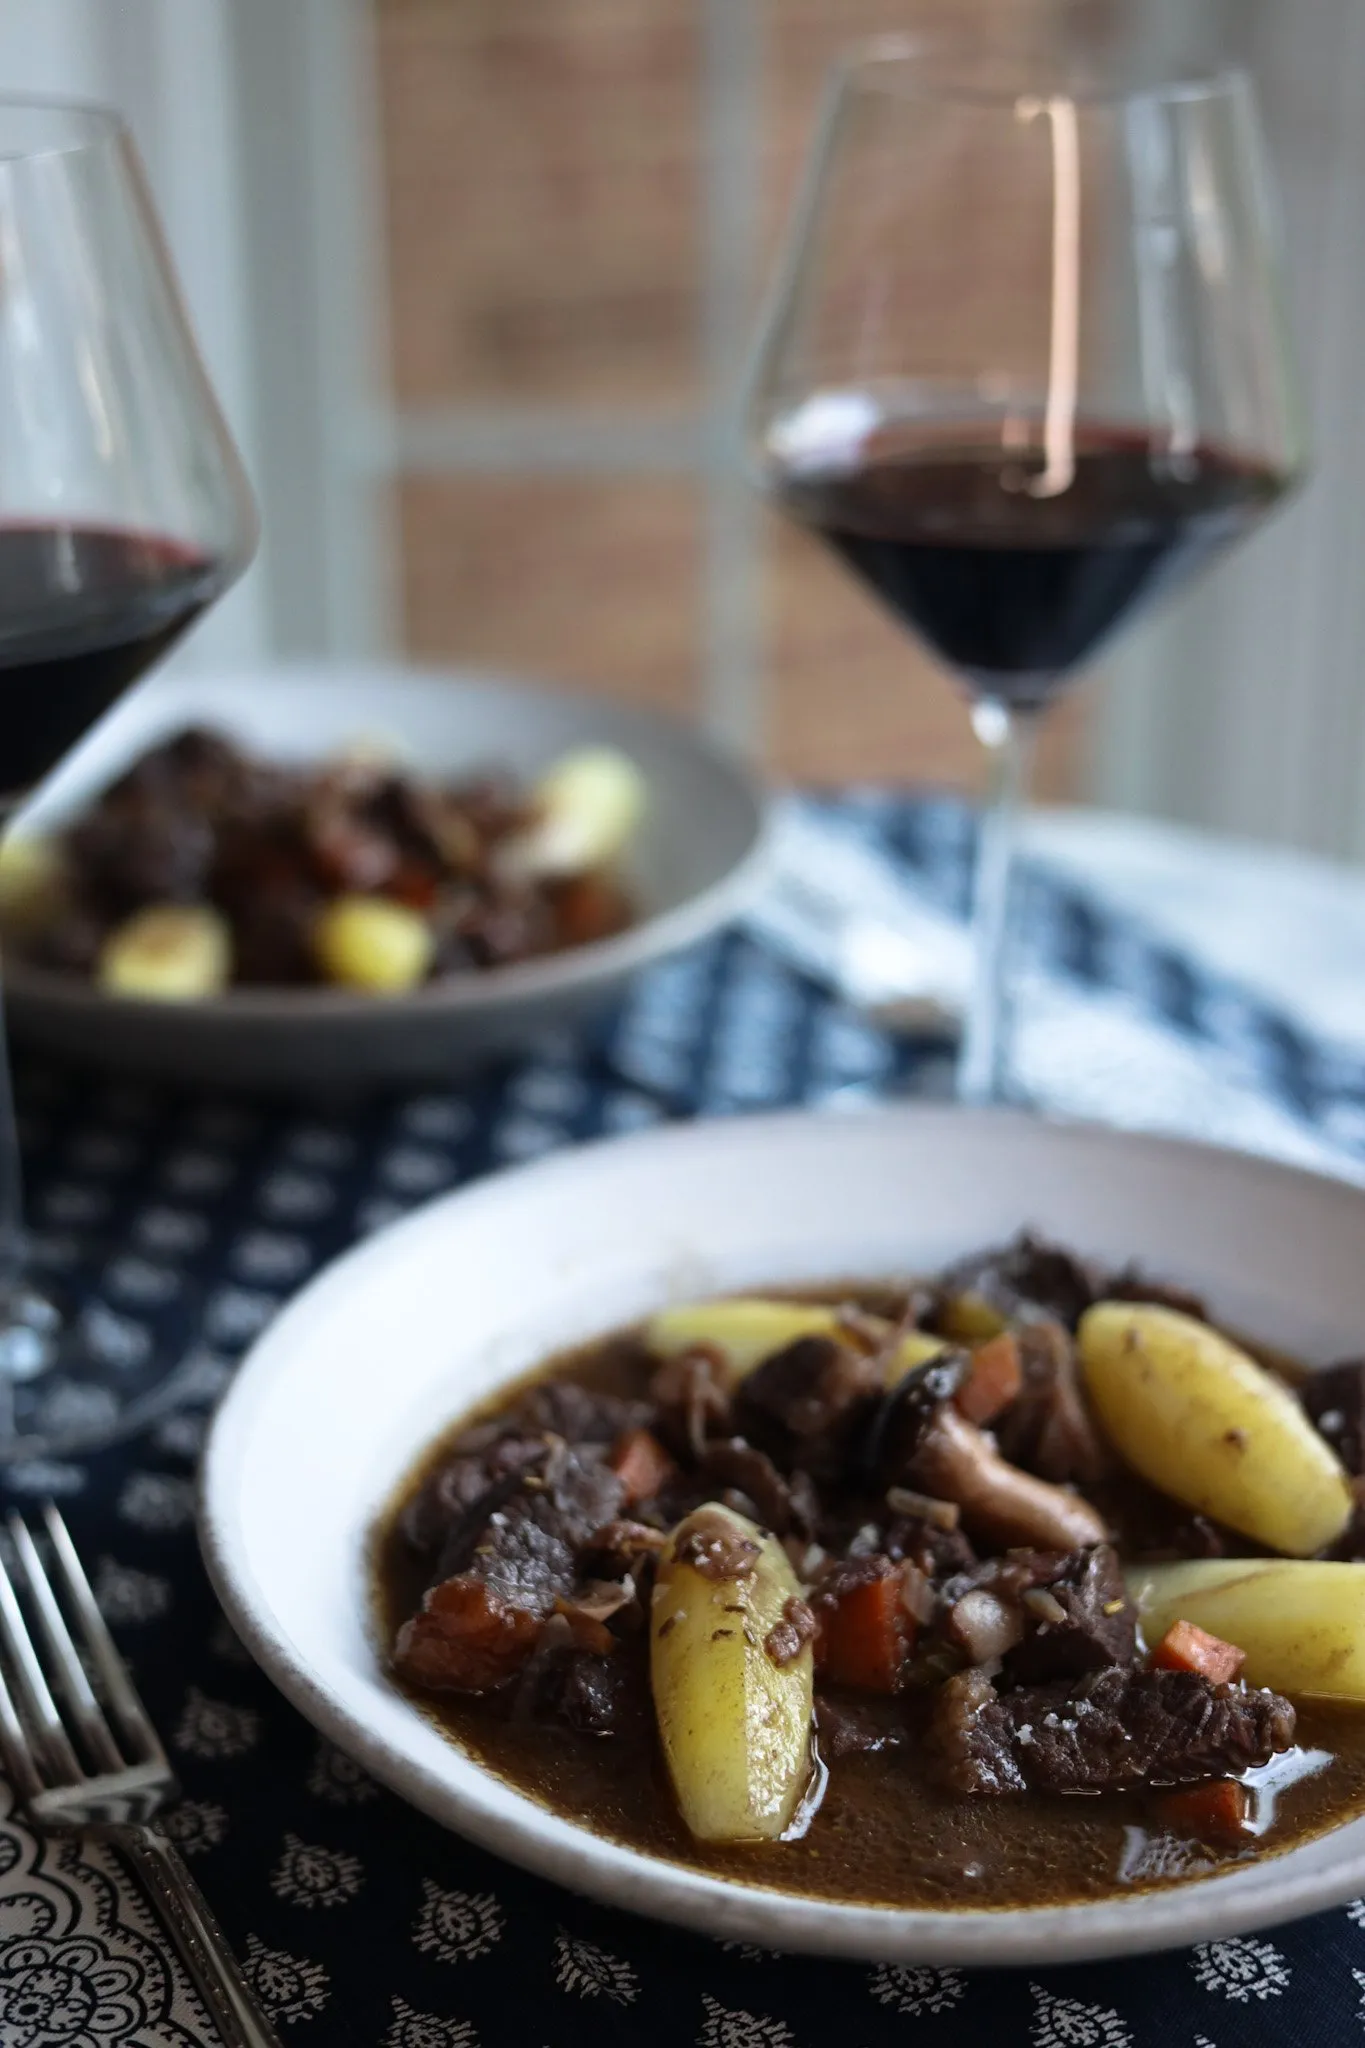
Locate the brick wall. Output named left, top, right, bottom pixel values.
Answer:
left=374, top=0, right=1090, bottom=799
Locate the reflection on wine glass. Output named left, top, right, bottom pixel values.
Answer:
left=746, top=42, right=1302, bottom=1104
left=0, top=99, right=256, bottom=1456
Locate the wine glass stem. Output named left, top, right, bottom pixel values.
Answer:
left=0, top=963, right=25, bottom=1434
left=957, top=698, right=1038, bottom=1107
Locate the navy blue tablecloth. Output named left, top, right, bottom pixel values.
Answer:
left=3, top=791, right=1361, bottom=2048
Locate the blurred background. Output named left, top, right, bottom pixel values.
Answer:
left=4, top=0, right=1364, bottom=855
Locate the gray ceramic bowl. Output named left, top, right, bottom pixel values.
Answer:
left=4, top=663, right=768, bottom=1090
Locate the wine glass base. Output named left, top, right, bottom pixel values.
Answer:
left=0, top=1285, right=60, bottom=1382
left=0, top=1272, right=213, bottom=1468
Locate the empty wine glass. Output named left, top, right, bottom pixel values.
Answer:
left=746, top=42, right=1302, bottom=1104
left=0, top=99, right=256, bottom=1456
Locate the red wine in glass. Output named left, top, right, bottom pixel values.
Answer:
left=745, top=54, right=1302, bottom=1105
left=773, top=422, right=1291, bottom=712
left=0, top=524, right=226, bottom=801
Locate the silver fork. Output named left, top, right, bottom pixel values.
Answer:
left=0, top=1502, right=281, bottom=2048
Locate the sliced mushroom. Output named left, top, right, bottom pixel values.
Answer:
left=909, top=1404, right=1109, bottom=1552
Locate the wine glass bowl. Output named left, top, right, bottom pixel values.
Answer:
left=0, top=99, right=256, bottom=799
left=0, top=97, right=256, bottom=1456
left=747, top=46, right=1302, bottom=1102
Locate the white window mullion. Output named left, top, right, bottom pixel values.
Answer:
left=226, top=0, right=395, bottom=663
left=1093, top=0, right=1365, bottom=861
left=701, top=0, right=764, bottom=760
left=99, top=0, right=270, bottom=669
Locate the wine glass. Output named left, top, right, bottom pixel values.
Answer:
left=0, top=99, right=256, bottom=1456
left=746, top=43, right=1302, bottom=1105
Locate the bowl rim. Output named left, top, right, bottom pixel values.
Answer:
left=199, top=1103, right=1365, bottom=1964
left=4, top=663, right=772, bottom=1024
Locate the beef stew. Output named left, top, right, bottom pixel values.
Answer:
left=2, top=725, right=644, bottom=998
left=373, top=1237, right=1365, bottom=1909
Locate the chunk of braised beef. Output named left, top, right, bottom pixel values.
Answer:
left=445, top=771, right=537, bottom=846
left=932, top=1669, right=1023, bottom=1790
left=734, top=1334, right=883, bottom=1478
left=393, top=1443, right=626, bottom=1692
left=27, top=908, right=106, bottom=977
left=480, top=1443, right=624, bottom=1602
left=536, top=1650, right=637, bottom=1737
left=400, top=1435, right=549, bottom=1559
left=992, top=1319, right=1110, bottom=1485
left=517, top=1381, right=651, bottom=1446
left=882, top=1513, right=978, bottom=1578
left=932, top=1664, right=1295, bottom=1797
left=766, top=1596, right=818, bottom=1668
left=66, top=804, right=215, bottom=914
left=229, top=890, right=323, bottom=986
left=158, top=726, right=266, bottom=808
left=1102, top=1267, right=1208, bottom=1322
left=208, top=815, right=311, bottom=921
left=674, top=1511, right=760, bottom=1580
left=1002, top=1544, right=1138, bottom=1684
left=938, top=1232, right=1101, bottom=1331
left=455, top=888, right=558, bottom=969
left=814, top=1694, right=909, bottom=1760
left=1303, top=1359, right=1365, bottom=1477
left=691, top=1440, right=798, bottom=1535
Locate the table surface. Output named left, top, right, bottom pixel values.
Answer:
left=4, top=792, right=1365, bottom=2048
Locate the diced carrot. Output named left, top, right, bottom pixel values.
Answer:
left=1156, top=1779, right=1254, bottom=1847
left=954, top=1331, right=1024, bottom=1426
left=551, top=874, right=632, bottom=948
left=394, top=1576, right=541, bottom=1693
left=814, top=1572, right=910, bottom=1693
left=387, top=862, right=439, bottom=911
left=1150, top=1618, right=1247, bottom=1684
left=607, top=1426, right=677, bottom=1507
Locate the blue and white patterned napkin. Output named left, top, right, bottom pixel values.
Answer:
left=746, top=793, right=1365, bottom=1181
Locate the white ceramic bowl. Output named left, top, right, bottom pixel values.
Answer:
left=4, top=662, right=768, bottom=1090
left=200, top=1105, right=1365, bottom=1964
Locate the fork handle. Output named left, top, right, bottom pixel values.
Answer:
left=111, top=1824, right=283, bottom=2048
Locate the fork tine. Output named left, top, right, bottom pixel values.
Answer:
left=0, top=1529, right=82, bottom=1785
left=0, top=1652, right=44, bottom=1803
left=40, top=1503, right=167, bottom=1766
left=7, top=1514, right=123, bottom=1774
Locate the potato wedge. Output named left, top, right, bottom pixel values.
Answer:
left=0, top=833, right=64, bottom=934
left=1078, top=1302, right=1351, bottom=1557
left=884, top=1331, right=948, bottom=1385
left=650, top=1503, right=813, bottom=1842
left=503, top=745, right=647, bottom=880
left=314, top=895, right=433, bottom=994
left=937, top=1291, right=1007, bottom=1343
left=97, top=904, right=231, bottom=1001
left=1127, top=1560, right=1365, bottom=1701
left=645, top=1297, right=942, bottom=1387
left=646, top=1299, right=854, bottom=1380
